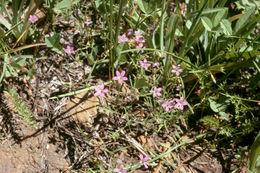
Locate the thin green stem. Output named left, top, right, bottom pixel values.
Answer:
left=109, top=0, right=114, bottom=78
left=115, top=0, right=125, bottom=45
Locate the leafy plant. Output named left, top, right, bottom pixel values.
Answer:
left=248, top=132, right=260, bottom=172
left=0, top=0, right=43, bottom=43
left=3, top=87, right=37, bottom=128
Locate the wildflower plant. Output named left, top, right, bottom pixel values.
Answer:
left=94, top=84, right=109, bottom=98
left=114, top=164, right=127, bottom=173
left=29, top=15, right=38, bottom=23
left=64, top=45, right=75, bottom=56
left=0, top=0, right=259, bottom=172
left=0, top=0, right=43, bottom=43
left=112, top=70, right=128, bottom=84
left=139, top=154, right=151, bottom=169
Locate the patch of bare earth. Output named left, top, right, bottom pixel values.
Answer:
left=0, top=118, right=67, bottom=173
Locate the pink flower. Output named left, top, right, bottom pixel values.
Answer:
left=29, top=15, right=38, bottom=23
left=114, top=164, right=127, bottom=173
left=139, top=154, right=150, bottom=169
left=64, top=45, right=75, bottom=56
left=149, top=24, right=155, bottom=30
left=139, top=59, right=151, bottom=70
left=151, top=87, right=162, bottom=97
left=134, top=30, right=145, bottom=43
left=153, top=62, right=160, bottom=67
left=94, top=84, right=109, bottom=98
left=136, top=43, right=145, bottom=53
left=118, top=34, right=129, bottom=44
left=174, top=97, right=188, bottom=110
left=134, top=30, right=143, bottom=37
left=171, top=64, right=183, bottom=77
left=127, top=29, right=134, bottom=37
left=162, top=99, right=174, bottom=112
left=112, top=70, right=128, bottom=84
left=176, top=84, right=182, bottom=91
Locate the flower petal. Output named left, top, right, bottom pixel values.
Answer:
left=121, top=70, right=125, bottom=76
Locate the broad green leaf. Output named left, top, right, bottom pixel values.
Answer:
left=190, top=8, right=227, bottom=17
left=234, top=7, right=255, bottom=34
left=208, top=96, right=230, bottom=113
left=0, top=28, right=4, bottom=37
left=10, top=58, right=25, bottom=69
left=225, top=50, right=260, bottom=60
left=201, top=16, right=213, bottom=31
left=54, top=0, right=79, bottom=12
left=45, top=33, right=61, bottom=52
left=137, top=0, right=146, bottom=13
left=213, top=8, right=227, bottom=27
left=0, top=14, right=11, bottom=30
left=166, top=14, right=179, bottom=52
left=249, top=132, right=260, bottom=171
left=219, top=112, right=229, bottom=121
left=135, top=77, right=148, bottom=88
left=220, top=19, right=232, bottom=35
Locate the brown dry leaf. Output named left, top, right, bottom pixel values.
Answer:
left=138, top=135, right=154, bottom=151
left=134, top=109, right=146, bottom=118
left=119, top=149, right=128, bottom=161
left=181, top=135, right=193, bottom=144
left=3, top=91, right=15, bottom=112
left=66, top=91, right=99, bottom=124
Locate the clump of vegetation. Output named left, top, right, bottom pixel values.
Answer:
left=3, top=87, right=37, bottom=129
left=0, top=0, right=259, bottom=172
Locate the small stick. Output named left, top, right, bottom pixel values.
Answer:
left=153, top=145, right=168, bottom=173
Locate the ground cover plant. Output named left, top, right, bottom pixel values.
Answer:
left=0, top=0, right=260, bottom=172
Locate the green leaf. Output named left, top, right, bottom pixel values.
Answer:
left=208, top=96, right=230, bottom=113
left=225, top=50, right=260, bottom=60
left=234, top=7, right=255, bottom=34
left=220, top=19, right=232, bottom=35
left=10, top=58, right=25, bottom=69
left=54, top=0, right=79, bottom=12
left=137, top=0, right=146, bottom=13
left=249, top=132, right=260, bottom=171
left=213, top=8, right=227, bottom=27
left=201, top=16, right=213, bottom=31
left=45, top=33, right=61, bottom=52
left=0, top=14, right=11, bottom=30
left=219, top=112, right=229, bottom=121
left=135, top=77, right=148, bottom=89
left=199, top=115, right=220, bottom=128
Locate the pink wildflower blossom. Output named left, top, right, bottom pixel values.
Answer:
left=176, top=84, right=182, bottom=91
left=29, top=15, right=38, bottom=23
left=136, top=43, right=145, bottom=53
left=127, top=29, right=134, bottom=37
left=112, top=70, right=128, bottom=84
left=149, top=24, right=155, bottom=30
left=153, top=62, right=160, bottom=67
left=139, top=154, right=150, bottom=169
left=64, top=45, right=75, bottom=56
left=118, top=34, right=129, bottom=44
left=94, top=84, right=109, bottom=98
left=114, top=164, right=127, bottom=173
left=134, top=30, right=143, bottom=37
left=134, top=30, right=145, bottom=43
left=162, top=99, right=174, bottom=112
left=151, top=87, right=162, bottom=97
left=171, top=64, right=183, bottom=77
left=139, top=59, right=151, bottom=70
left=174, top=97, right=188, bottom=110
